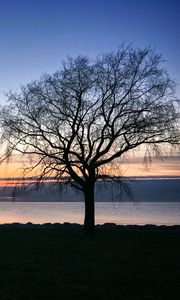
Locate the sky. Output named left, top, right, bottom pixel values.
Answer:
left=0, top=0, right=180, bottom=178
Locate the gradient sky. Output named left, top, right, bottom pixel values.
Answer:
left=0, top=0, right=180, bottom=102
left=0, top=0, right=180, bottom=178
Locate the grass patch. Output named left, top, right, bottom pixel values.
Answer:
left=0, top=227, right=180, bottom=299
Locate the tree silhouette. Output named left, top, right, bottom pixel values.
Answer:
left=1, top=46, right=179, bottom=235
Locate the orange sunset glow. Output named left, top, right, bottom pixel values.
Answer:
left=0, top=155, right=180, bottom=184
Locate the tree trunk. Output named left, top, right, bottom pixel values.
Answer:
left=83, top=181, right=95, bottom=237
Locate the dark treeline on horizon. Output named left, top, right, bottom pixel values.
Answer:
left=0, top=178, right=180, bottom=202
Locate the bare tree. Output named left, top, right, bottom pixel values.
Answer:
left=0, top=46, right=179, bottom=235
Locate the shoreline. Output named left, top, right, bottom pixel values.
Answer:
left=1, top=222, right=180, bottom=231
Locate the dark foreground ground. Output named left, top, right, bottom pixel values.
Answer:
left=0, top=224, right=180, bottom=300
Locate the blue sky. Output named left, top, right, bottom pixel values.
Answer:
left=0, top=0, right=180, bottom=103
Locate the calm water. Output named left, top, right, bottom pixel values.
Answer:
left=0, top=202, right=180, bottom=225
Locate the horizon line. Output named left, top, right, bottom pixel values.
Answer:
left=1, top=175, right=180, bottom=181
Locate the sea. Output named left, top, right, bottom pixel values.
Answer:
left=0, top=178, right=180, bottom=225
left=0, top=202, right=180, bottom=226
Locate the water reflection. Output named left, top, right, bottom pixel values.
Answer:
left=0, top=202, right=180, bottom=225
